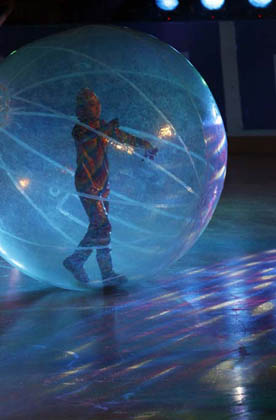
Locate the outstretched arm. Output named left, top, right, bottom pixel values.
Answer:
left=111, top=120, right=158, bottom=160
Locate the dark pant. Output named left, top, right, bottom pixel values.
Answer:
left=77, top=183, right=111, bottom=251
left=65, top=182, right=114, bottom=278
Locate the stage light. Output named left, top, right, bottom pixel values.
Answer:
left=201, top=0, right=225, bottom=10
left=248, top=0, right=272, bottom=7
left=156, top=0, right=179, bottom=11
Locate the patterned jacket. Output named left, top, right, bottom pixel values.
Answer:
left=73, top=119, right=151, bottom=193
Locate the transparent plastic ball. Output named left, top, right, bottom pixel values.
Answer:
left=0, top=25, right=227, bottom=290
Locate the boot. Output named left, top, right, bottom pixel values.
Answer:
left=63, top=247, right=92, bottom=284
left=96, top=248, right=127, bottom=288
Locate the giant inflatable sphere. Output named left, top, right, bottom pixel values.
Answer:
left=0, top=25, right=227, bottom=290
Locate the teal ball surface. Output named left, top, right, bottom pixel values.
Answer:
left=0, top=25, right=227, bottom=290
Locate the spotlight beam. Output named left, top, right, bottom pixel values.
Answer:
left=156, top=0, right=179, bottom=11
left=248, top=0, right=273, bottom=8
left=201, top=0, right=225, bottom=10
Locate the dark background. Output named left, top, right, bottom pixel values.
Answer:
left=4, top=0, right=276, bottom=24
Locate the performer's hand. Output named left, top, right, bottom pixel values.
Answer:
left=144, top=146, right=158, bottom=160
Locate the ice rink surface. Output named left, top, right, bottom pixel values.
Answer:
left=1, top=153, right=276, bottom=420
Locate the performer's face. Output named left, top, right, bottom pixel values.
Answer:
left=87, top=100, right=101, bottom=120
left=76, top=94, right=101, bottom=122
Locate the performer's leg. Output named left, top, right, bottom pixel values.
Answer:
left=96, top=185, right=127, bottom=288
left=63, top=190, right=102, bottom=284
left=96, top=247, right=128, bottom=288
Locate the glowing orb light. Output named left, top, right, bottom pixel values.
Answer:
left=248, top=0, right=272, bottom=7
left=0, top=25, right=227, bottom=290
left=156, top=0, right=179, bottom=11
left=201, top=0, right=225, bottom=10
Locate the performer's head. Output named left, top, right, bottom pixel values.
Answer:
left=76, top=88, right=101, bottom=122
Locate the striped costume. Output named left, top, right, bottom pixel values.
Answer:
left=74, top=119, right=154, bottom=248
left=63, top=88, right=157, bottom=285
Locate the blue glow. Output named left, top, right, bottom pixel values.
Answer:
left=201, top=0, right=225, bottom=10
left=0, top=25, right=227, bottom=291
left=248, top=0, right=272, bottom=7
left=156, top=0, right=179, bottom=11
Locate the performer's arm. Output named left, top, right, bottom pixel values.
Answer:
left=111, top=121, right=158, bottom=160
